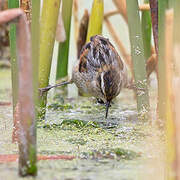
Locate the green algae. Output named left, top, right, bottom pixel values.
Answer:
left=0, top=69, right=166, bottom=180
left=47, top=103, right=73, bottom=111
left=113, top=148, right=140, bottom=160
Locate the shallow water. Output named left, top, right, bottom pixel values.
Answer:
left=0, top=69, right=165, bottom=180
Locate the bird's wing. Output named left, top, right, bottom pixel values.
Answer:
left=79, top=35, right=124, bottom=73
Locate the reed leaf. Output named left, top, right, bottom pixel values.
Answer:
left=38, top=0, right=61, bottom=118
left=56, top=0, right=73, bottom=79
left=86, top=0, right=104, bottom=42
left=126, top=0, right=149, bottom=120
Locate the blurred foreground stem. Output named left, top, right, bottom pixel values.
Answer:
left=0, top=8, right=38, bottom=176
left=164, top=9, right=176, bottom=180
left=158, top=0, right=168, bottom=122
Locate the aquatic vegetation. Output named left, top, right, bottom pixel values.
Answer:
left=113, top=148, right=140, bottom=160
left=1, top=0, right=180, bottom=179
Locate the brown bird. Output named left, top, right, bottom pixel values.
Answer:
left=72, top=35, right=128, bottom=118
left=40, top=35, right=128, bottom=118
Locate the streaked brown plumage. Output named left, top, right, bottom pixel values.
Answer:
left=72, top=35, right=128, bottom=118
left=39, top=35, right=128, bottom=118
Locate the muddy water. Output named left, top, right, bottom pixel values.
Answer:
left=0, top=69, right=165, bottom=180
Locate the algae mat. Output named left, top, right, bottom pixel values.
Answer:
left=0, top=69, right=165, bottom=180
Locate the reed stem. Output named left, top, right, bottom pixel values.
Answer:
left=56, top=0, right=73, bottom=79
left=149, top=0, right=158, bottom=55
left=164, top=9, right=176, bottom=180
left=173, top=0, right=180, bottom=44
left=142, top=0, right=152, bottom=60
left=86, top=0, right=104, bottom=42
left=38, top=0, right=61, bottom=118
left=8, top=0, right=19, bottom=142
left=112, top=0, right=127, bottom=23
left=158, top=0, right=168, bottom=121
left=31, top=0, right=40, bottom=106
left=126, top=0, right=150, bottom=121
left=0, top=8, right=38, bottom=176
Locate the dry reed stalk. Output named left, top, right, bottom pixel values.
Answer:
left=104, top=4, right=150, bottom=20
left=146, top=53, right=157, bottom=78
left=112, top=0, right=127, bottom=23
left=104, top=17, right=132, bottom=68
left=73, top=0, right=79, bottom=41
left=105, top=16, right=157, bottom=79
left=77, top=9, right=89, bottom=58
left=104, top=10, right=120, bottom=19
left=104, top=5, right=157, bottom=79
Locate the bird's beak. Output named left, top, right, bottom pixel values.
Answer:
left=105, top=101, right=111, bottom=118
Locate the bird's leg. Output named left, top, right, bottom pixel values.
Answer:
left=96, top=98, right=112, bottom=107
left=39, top=80, right=72, bottom=96
left=105, top=101, right=111, bottom=119
left=96, top=98, right=105, bottom=104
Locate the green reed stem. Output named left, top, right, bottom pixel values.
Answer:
left=86, top=0, right=104, bottom=42
left=126, top=0, right=150, bottom=121
left=38, top=0, right=61, bottom=119
left=56, top=0, right=73, bottom=79
left=8, top=0, right=19, bottom=127
left=142, top=0, right=152, bottom=60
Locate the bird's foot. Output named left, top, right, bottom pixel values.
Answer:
left=96, top=98, right=105, bottom=104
